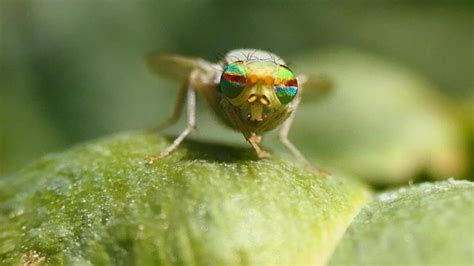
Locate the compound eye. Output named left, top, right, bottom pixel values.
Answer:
left=273, top=65, right=298, bottom=104
left=220, top=61, right=246, bottom=99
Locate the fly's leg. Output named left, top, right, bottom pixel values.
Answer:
left=248, top=133, right=270, bottom=158
left=279, top=93, right=309, bottom=164
left=279, top=90, right=329, bottom=175
left=147, top=84, right=196, bottom=164
left=149, top=83, right=187, bottom=132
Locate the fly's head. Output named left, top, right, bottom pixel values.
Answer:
left=219, top=59, right=298, bottom=122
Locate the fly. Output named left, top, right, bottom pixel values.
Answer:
left=145, top=49, right=331, bottom=166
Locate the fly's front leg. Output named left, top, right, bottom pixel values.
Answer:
left=149, top=83, right=187, bottom=132
left=279, top=93, right=309, bottom=164
left=147, top=83, right=196, bottom=164
left=279, top=91, right=329, bottom=174
left=248, top=133, right=270, bottom=158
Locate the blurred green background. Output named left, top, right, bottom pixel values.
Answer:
left=1, top=1, right=472, bottom=183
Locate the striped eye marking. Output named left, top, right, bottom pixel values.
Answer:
left=273, top=65, right=298, bottom=104
left=219, top=61, right=246, bottom=99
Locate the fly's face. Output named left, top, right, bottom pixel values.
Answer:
left=146, top=48, right=331, bottom=165
left=219, top=60, right=299, bottom=121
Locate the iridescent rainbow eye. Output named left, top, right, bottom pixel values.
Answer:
left=273, top=65, right=298, bottom=104
left=220, top=61, right=246, bottom=99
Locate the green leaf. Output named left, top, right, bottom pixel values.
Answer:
left=329, top=180, right=474, bottom=266
left=0, top=132, right=370, bottom=265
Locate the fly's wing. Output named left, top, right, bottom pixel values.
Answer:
left=146, top=52, right=218, bottom=82
left=298, top=74, right=333, bottom=102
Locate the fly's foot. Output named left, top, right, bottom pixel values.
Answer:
left=306, top=164, right=331, bottom=177
left=256, top=149, right=271, bottom=158
left=318, top=169, right=331, bottom=177
left=145, top=153, right=168, bottom=165
left=145, top=155, right=160, bottom=165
